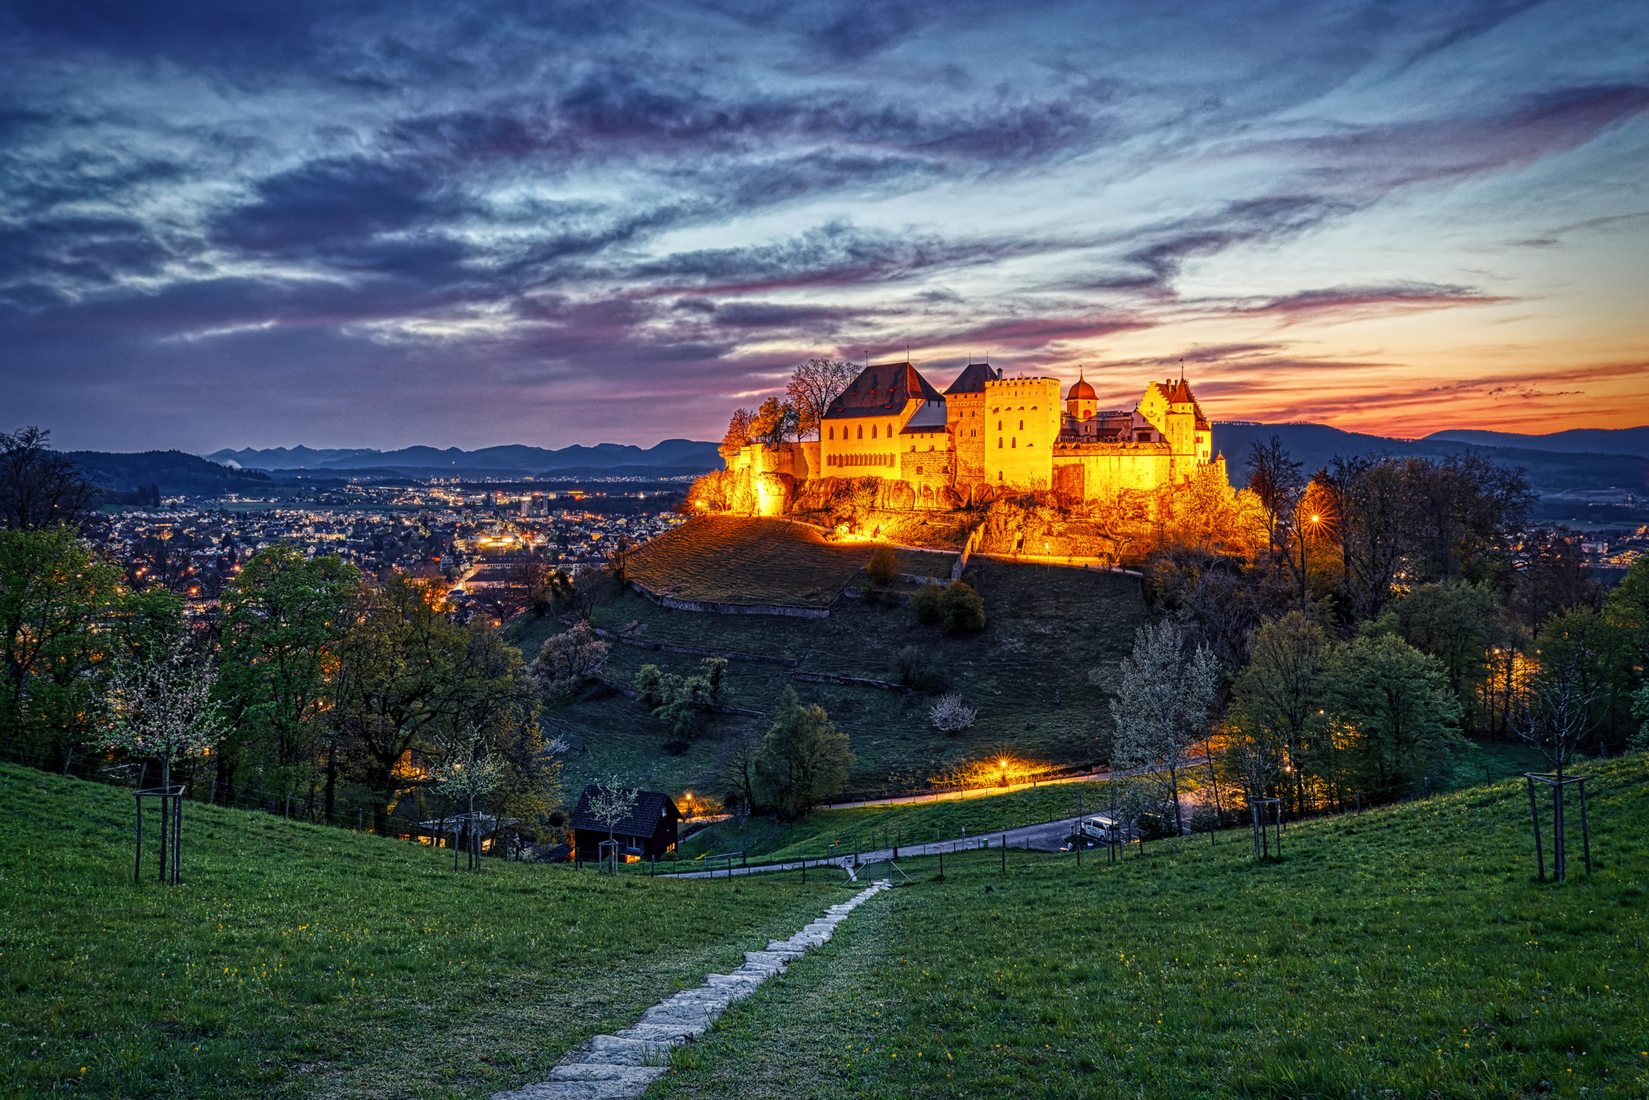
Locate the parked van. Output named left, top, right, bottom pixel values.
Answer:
left=1079, top=815, right=1123, bottom=844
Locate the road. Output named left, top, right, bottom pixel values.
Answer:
left=666, top=814, right=1094, bottom=879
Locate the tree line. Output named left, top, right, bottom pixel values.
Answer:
left=1110, top=439, right=1649, bottom=838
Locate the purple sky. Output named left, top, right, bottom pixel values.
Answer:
left=2, top=0, right=1647, bottom=452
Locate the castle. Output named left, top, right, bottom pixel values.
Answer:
left=719, top=360, right=1224, bottom=514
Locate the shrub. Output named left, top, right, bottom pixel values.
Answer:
left=894, top=644, right=949, bottom=691
left=912, top=582, right=944, bottom=625
left=939, top=580, right=987, bottom=634
left=532, top=621, right=611, bottom=701
left=755, top=688, right=855, bottom=820
left=929, top=692, right=977, bottom=732
left=866, top=545, right=900, bottom=588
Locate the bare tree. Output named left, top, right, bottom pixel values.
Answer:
left=786, top=358, right=860, bottom=440
left=1245, top=435, right=1303, bottom=559
left=1515, top=655, right=1600, bottom=881
left=585, top=775, right=639, bottom=871
left=0, top=426, right=96, bottom=531
left=1108, top=619, right=1220, bottom=835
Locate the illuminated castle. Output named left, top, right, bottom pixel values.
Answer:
left=720, top=360, right=1223, bottom=513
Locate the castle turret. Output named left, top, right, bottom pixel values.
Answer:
left=1066, top=369, right=1097, bottom=422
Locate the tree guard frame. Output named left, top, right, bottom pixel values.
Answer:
left=1249, top=796, right=1283, bottom=860
left=1524, top=773, right=1591, bottom=883
left=134, top=783, right=185, bottom=885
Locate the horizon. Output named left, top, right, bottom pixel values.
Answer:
left=4, top=1, right=1647, bottom=452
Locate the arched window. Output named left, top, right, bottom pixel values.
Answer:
left=1012, top=437, right=1017, bottom=448
left=857, top=425, right=863, bottom=440
left=997, top=420, right=1003, bottom=430
left=871, top=424, right=877, bottom=439
left=827, top=426, right=834, bottom=440
left=1019, top=419, right=1024, bottom=430
left=998, top=438, right=1003, bottom=448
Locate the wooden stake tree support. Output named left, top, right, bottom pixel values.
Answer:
left=1249, top=796, right=1283, bottom=860
left=134, top=783, right=185, bottom=885
left=1524, top=773, right=1591, bottom=883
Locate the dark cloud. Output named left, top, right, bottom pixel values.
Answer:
left=1232, top=283, right=1512, bottom=323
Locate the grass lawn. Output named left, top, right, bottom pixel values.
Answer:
left=678, top=782, right=1112, bottom=864
left=654, top=753, right=1649, bottom=1099
left=0, top=764, right=847, bottom=1099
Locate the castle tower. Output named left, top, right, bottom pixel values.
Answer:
left=982, top=376, right=1062, bottom=490
left=1066, top=369, right=1097, bottom=422
left=943, top=361, right=1000, bottom=495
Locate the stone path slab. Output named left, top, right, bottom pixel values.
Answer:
left=492, top=881, right=890, bottom=1100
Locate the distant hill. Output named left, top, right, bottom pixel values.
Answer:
left=1212, top=423, right=1648, bottom=495
left=1426, top=426, right=1649, bottom=460
left=205, top=438, right=722, bottom=477
left=67, top=450, right=271, bottom=499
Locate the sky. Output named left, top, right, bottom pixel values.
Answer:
left=2, top=0, right=1647, bottom=453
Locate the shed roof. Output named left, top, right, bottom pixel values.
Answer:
left=569, top=785, right=678, bottom=838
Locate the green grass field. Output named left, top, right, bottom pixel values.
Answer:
left=655, top=753, right=1649, bottom=1099
left=540, top=554, right=1147, bottom=799
left=0, top=764, right=845, bottom=1100
left=678, top=782, right=1111, bottom=864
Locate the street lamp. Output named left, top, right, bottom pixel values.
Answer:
left=1300, top=512, right=1322, bottom=610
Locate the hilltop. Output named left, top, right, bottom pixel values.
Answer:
left=206, top=439, right=722, bottom=478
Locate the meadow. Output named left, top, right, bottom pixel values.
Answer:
left=623, top=516, right=879, bottom=607
left=0, top=764, right=844, bottom=1100
left=538, top=555, right=1149, bottom=798
left=656, top=753, right=1649, bottom=1099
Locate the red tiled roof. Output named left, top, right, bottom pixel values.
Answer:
left=824, top=361, right=943, bottom=419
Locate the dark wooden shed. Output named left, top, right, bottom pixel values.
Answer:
left=569, top=785, right=680, bottom=862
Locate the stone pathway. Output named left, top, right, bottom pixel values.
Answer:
left=492, top=880, right=891, bottom=1100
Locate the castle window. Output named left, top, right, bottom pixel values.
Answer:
left=1012, top=437, right=1017, bottom=448
left=828, top=426, right=834, bottom=440
left=1019, top=419, right=1024, bottom=430
left=998, top=438, right=1003, bottom=448
left=871, top=424, right=877, bottom=439
left=857, top=425, right=863, bottom=440
left=997, top=420, right=1002, bottom=430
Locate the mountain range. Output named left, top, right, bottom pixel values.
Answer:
left=204, top=439, right=723, bottom=478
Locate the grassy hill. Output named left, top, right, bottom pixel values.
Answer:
left=657, top=753, right=1649, bottom=1099
left=522, top=550, right=1148, bottom=799
left=0, top=764, right=842, bottom=1099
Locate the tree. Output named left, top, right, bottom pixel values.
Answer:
left=929, top=693, right=977, bottom=732
left=786, top=358, right=860, bottom=440
left=1535, top=607, right=1636, bottom=749
left=432, top=728, right=508, bottom=871
left=531, top=621, right=610, bottom=702
left=1328, top=455, right=1410, bottom=622
left=1246, top=436, right=1303, bottom=559
left=1231, top=612, right=1331, bottom=814
left=1326, top=634, right=1464, bottom=798
left=1515, top=528, right=1599, bottom=632
left=0, top=427, right=96, bottom=531
left=584, top=775, right=639, bottom=870
left=635, top=656, right=731, bottom=739
left=717, top=725, right=762, bottom=820
left=866, top=545, right=899, bottom=588
left=937, top=581, right=986, bottom=634
left=748, top=397, right=800, bottom=447
left=510, top=558, right=558, bottom=618
left=722, top=408, right=754, bottom=450
left=1107, top=619, right=1220, bottom=834
left=1370, top=580, right=1504, bottom=733
left=1220, top=710, right=1285, bottom=858
left=755, top=688, right=854, bottom=820
left=95, top=633, right=226, bottom=884
left=217, top=547, right=359, bottom=815
left=0, top=526, right=135, bottom=765
left=1401, top=454, right=1532, bottom=585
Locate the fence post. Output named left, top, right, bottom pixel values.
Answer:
left=1579, top=779, right=1592, bottom=875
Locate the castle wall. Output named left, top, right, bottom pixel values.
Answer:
left=982, top=377, right=1062, bottom=490
left=1051, top=444, right=1175, bottom=502
left=897, top=437, right=955, bottom=510
left=945, top=391, right=988, bottom=492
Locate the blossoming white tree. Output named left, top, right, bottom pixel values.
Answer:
left=929, top=693, right=977, bottom=732
left=432, top=729, right=508, bottom=872
left=97, top=634, right=226, bottom=884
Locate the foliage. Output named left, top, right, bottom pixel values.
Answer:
left=1368, top=579, right=1504, bottom=732
left=634, top=656, right=732, bottom=738
left=1326, top=633, right=1465, bottom=796
left=748, top=396, right=800, bottom=447
left=95, top=632, right=227, bottom=792
left=1229, top=611, right=1330, bottom=813
left=911, top=581, right=943, bottom=625
left=754, top=688, right=854, bottom=820
left=217, top=547, right=359, bottom=808
left=935, top=580, right=986, bottom=634
left=928, top=693, right=977, bottom=733
left=865, top=544, right=899, bottom=588
left=0, top=526, right=171, bottom=766
left=1108, top=618, right=1220, bottom=831
left=892, top=643, right=948, bottom=691
left=531, top=620, right=610, bottom=701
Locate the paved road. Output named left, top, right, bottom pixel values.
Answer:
left=666, top=814, right=1094, bottom=879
